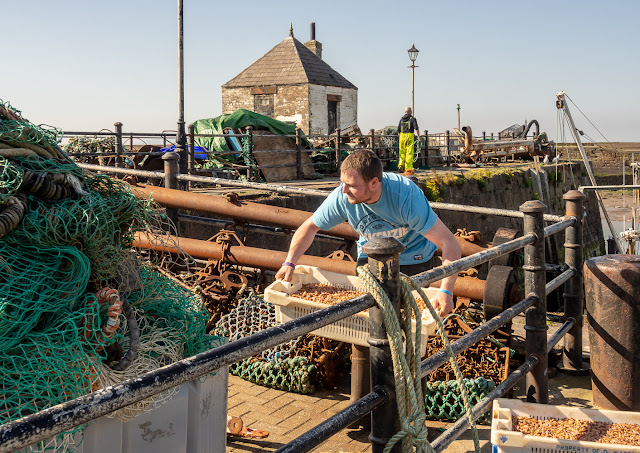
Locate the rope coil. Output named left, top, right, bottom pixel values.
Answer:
left=357, top=266, right=481, bottom=453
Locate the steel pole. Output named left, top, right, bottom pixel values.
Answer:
left=114, top=122, right=123, bottom=167
left=561, top=190, right=589, bottom=373
left=521, top=200, right=548, bottom=403
left=362, top=237, right=404, bottom=453
left=176, top=0, right=187, bottom=180
left=411, top=63, right=415, bottom=114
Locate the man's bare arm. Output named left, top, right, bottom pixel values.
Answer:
left=423, top=218, right=461, bottom=316
left=275, top=217, right=321, bottom=281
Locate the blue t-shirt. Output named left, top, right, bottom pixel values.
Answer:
left=313, top=173, right=438, bottom=265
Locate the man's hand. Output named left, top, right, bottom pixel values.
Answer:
left=275, top=264, right=295, bottom=282
left=431, top=290, right=454, bottom=318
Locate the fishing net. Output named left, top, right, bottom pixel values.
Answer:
left=0, top=101, right=220, bottom=452
left=63, top=136, right=115, bottom=155
left=216, top=293, right=316, bottom=394
left=0, top=99, right=64, bottom=160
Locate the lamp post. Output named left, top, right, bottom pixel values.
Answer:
left=407, top=44, right=419, bottom=114
left=176, top=0, right=187, bottom=177
left=457, top=104, right=461, bottom=130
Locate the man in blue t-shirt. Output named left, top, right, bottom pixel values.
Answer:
left=275, top=149, right=461, bottom=317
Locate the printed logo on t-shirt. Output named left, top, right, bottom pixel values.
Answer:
left=355, top=212, right=408, bottom=241
left=414, top=254, right=423, bottom=261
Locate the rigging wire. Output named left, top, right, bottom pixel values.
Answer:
left=564, top=94, right=620, bottom=152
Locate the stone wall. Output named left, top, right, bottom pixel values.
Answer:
left=274, top=85, right=309, bottom=130
left=422, top=163, right=604, bottom=258
left=221, top=87, right=254, bottom=113
left=221, top=84, right=358, bottom=136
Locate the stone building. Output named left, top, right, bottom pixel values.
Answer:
left=222, top=24, right=357, bottom=135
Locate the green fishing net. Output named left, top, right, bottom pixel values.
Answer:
left=0, top=101, right=219, bottom=453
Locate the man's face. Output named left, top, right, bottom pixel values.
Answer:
left=341, top=169, right=378, bottom=204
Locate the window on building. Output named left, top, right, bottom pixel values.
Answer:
left=254, top=95, right=274, bottom=117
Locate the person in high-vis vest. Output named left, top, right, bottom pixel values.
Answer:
left=397, top=106, right=420, bottom=176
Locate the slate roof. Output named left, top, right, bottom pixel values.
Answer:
left=223, top=35, right=357, bottom=89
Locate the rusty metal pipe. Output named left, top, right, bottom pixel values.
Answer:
left=132, top=183, right=489, bottom=257
left=134, top=233, right=491, bottom=301
left=133, top=232, right=357, bottom=273
left=130, top=183, right=358, bottom=241
left=428, top=276, right=485, bottom=301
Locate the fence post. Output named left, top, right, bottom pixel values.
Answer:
left=296, top=127, right=303, bottom=179
left=445, top=130, right=451, bottom=166
left=561, top=190, right=588, bottom=372
left=424, top=130, right=429, bottom=168
left=335, top=128, right=342, bottom=171
left=163, top=152, right=180, bottom=226
left=114, top=122, right=124, bottom=167
left=369, top=128, right=375, bottom=154
left=521, top=200, right=548, bottom=403
left=361, top=237, right=404, bottom=453
left=246, top=126, right=254, bottom=180
left=187, top=124, right=195, bottom=190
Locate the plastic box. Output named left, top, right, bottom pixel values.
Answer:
left=264, top=265, right=436, bottom=356
left=21, top=365, right=229, bottom=453
left=491, top=398, right=640, bottom=453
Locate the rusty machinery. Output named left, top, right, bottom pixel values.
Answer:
left=131, top=184, right=523, bottom=326
left=426, top=300, right=511, bottom=383
left=135, top=226, right=523, bottom=328
left=457, top=123, right=556, bottom=164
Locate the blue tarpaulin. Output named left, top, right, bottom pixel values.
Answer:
left=158, top=144, right=208, bottom=161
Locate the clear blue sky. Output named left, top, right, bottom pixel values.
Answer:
left=2, top=0, right=639, bottom=142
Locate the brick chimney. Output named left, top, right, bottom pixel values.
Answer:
left=304, top=22, right=322, bottom=59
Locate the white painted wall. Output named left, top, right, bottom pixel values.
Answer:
left=308, top=85, right=358, bottom=135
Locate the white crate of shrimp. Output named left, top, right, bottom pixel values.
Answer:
left=491, top=398, right=640, bottom=453
left=264, top=265, right=436, bottom=356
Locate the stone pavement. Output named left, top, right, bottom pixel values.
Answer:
left=226, top=314, right=594, bottom=452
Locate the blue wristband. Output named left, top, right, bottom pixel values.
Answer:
left=282, top=262, right=296, bottom=269
left=438, top=289, right=453, bottom=297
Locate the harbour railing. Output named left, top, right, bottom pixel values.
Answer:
left=0, top=187, right=588, bottom=453
left=61, top=122, right=516, bottom=176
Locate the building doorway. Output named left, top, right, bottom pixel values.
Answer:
left=327, top=101, right=338, bottom=134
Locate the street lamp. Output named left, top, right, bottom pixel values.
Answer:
left=407, top=44, right=419, bottom=114
left=457, top=104, right=461, bottom=130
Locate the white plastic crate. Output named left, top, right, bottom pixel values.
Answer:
left=491, top=398, right=640, bottom=453
left=264, top=265, right=436, bottom=356
left=21, top=353, right=228, bottom=453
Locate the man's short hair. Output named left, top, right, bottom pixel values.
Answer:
left=341, top=149, right=383, bottom=183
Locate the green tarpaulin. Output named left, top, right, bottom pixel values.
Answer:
left=192, top=109, right=310, bottom=152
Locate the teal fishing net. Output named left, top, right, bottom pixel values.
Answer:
left=0, top=101, right=220, bottom=452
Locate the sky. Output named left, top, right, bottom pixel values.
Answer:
left=2, top=0, right=639, bottom=142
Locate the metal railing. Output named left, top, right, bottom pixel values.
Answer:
left=63, top=122, right=515, bottom=178
left=0, top=187, right=588, bottom=453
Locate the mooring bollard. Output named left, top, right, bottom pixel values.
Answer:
left=521, top=200, right=548, bottom=404
left=362, top=237, right=404, bottom=453
left=561, top=190, right=589, bottom=373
